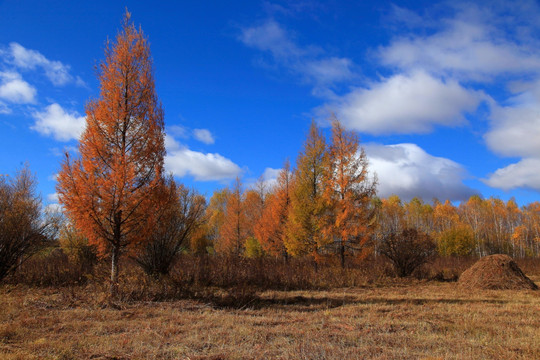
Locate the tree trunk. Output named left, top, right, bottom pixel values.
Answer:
left=110, top=245, right=120, bottom=298
left=340, top=242, right=345, bottom=269
left=283, top=250, right=289, bottom=264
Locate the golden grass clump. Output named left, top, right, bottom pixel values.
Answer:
left=459, top=254, right=538, bottom=290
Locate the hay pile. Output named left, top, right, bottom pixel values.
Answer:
left=459, top=254, right=538, bottom=290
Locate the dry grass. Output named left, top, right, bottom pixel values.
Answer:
left=1, top=275, right=539, bottom=359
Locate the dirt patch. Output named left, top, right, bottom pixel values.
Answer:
left=459, top=254, right=538, bottom=290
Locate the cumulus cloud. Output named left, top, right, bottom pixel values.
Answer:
left=379, top=2, right=540, bottom=80
left=483, top=158, right=540, bottom=191
left=0, top=71, right=36, bottom=103
left=319, top=71, right=483, bottom=135
left=239, top=19, right=354, bottom=86
left=482, top=81, right=540, bottom=191
left=193, top=128, right=215, bottom=144
left=365, top=143, right=476, bottom=201
left=484, top=81, right=540, bottom=158
left=164, top=135, right=241, bottom=181
left=5, top=42, right=80, bottom=86
left=31, top=103, right=86, bottom=141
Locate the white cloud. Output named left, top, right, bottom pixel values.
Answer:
left=5, top=42, right=81, bottom=86
left=47, top=192, right=59, bottom=203
left=484, top=81, right=540, bottom=158
left=31, top=103, right=86, bottom=141
left=483, top=79, right=540, bottom=191
left=365, top=143, right=476, bottom=201
left=239, top=19, right=304, bottom=59
left=45, top=203, right=62, bottom=214
left=164, top=135, right=241, bottom=181
left=319, top=71, right=483, bottom=135
left=0, top=101, right=11, bottom=114
left=261, top=167, right=281, bottom=189
left=378, top=3, right=540, bottom=80
left=483, top=158, right=540, bottom=191
left=167, top=125, right=189, bottom=139
left=245, top=167, right=281, bottom=192
left=193, top=128, right=215, bottom=144
left=0, top=71, right=36, bottom=103
left=303, top=57, right=354, bottom=85
left=164, top=133, right=181, bottom=151
left=239, top=19, right=354, bottom=86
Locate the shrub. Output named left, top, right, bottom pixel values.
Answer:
left=135, top=182, right=206, bottom=277
left=379, top=228, right=437, bottom=277
left=0, top=166, right=58, bottom=282
left=58, top=224, right=97, bottom=272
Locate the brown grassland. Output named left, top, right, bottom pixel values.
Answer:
left=1, top=257, right=539, bottom=360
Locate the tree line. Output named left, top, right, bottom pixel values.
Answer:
left=1, top=11, right=539, bottom=296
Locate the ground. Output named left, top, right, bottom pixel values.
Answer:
left=1, top=277, right=539, bottom=359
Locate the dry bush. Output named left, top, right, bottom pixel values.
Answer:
left=135, top=182, right=206, bottom=277
left=0, top=166, right=58, bottom=282
left=58, top=224, right=98, bottom=272
left=168, top=255, right=387, bottom=291
left=379, top=228, right=437, bottom=277
left=6, top=248, right=94, bottom=286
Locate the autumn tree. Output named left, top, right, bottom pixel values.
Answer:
left=135, top=179, right=206, bottom=276
left=255, top=160, right=294, bottom=258
left=285, top=121, right=329, bottom=259
left=57, top=11, right=166, bottom=296
left=374, top=195, right=405, bottom=242
left=404, top=197, right=433, bottom=234
left=206, top=188, right=231, bottom=252
left=459, top=195, right=487, bottom=256
left=516, top=202, right=540, bottom=256
left=243, top=188, right=265, bottom=257
left=322, top=118, right=376, bottom=267
left=0, top=166, right=58, bottom=281
left=217, top=177, right=248, bottom=255
left=433, top=200, right=459, bottom=234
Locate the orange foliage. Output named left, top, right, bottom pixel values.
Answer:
left=255, top=160, right=294, bottom=257
left=56, top=11, right=166, bottom=293
left=217, top=177, right=248, bottom=255
left=322, top=117, right=376, bottom=267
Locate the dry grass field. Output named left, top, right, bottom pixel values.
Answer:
left=1, top=275, right=539, bottom=360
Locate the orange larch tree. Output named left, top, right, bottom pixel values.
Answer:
left=56, top=11, right=166, bottom=296
left=217, top=177, right=248, bottom=256
left=322, top=118, right=377, bottom=268
left=255, top=159, right=294, bottom=258
left=285, top=121, right=328, bottom=259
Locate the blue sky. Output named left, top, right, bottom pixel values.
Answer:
left=1, top=0, right=540, bottom=208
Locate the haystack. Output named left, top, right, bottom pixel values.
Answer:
left=459, top=254, right=538, bottom=290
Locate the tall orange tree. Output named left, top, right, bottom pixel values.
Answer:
left=57, top=11, right=166, bottom=296
left=286, top=121, right=329, bottom=258
left=217, top=177, right=248, bottom=255
left=322, top=118, right=376, bottom=267
left=255, top=160, right=294, bottom=258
